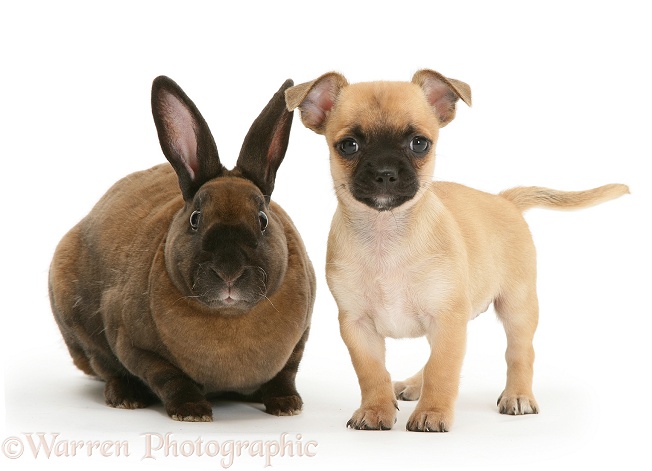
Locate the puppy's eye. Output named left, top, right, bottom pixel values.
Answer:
left=410, top=136, right=430, bottom=154
left=258, top=211, right=268, bottom=232
left=338, top=138, right=359, bottom=156
left=189, top=210, right=201, bottom=231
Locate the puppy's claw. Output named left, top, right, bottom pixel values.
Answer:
left=378, top=421, right=392, bottom=431
left=346, top=405, right=397, bottom=431
left=406, top=409, right=452, bottom=433
left=347, top=419, right=393, bottom=431
left=497, top=392, right=539, bottom=415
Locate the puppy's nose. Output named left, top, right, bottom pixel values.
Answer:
left=375, top=167, right=398, bottom=185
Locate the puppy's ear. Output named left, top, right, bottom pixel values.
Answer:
left=285, top=72, right=348, bottom=134
left=412, top=69, right=472, bottom=127
left=151, top=76, right=224, bottom=201
left=236, top=79, right=294, bottom=198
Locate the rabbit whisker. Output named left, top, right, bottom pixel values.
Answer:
left=245, top=265, right=268, bottom=285
left=262, top=294, right=280, bottom=313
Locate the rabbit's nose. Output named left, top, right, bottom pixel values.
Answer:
left=212, top=266, right=245, bottom=285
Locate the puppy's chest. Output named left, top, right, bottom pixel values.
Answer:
left=364, top=270, right=425, bottom=338
left=329, top=228, right=444, bottom=339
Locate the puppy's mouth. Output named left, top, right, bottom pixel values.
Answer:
left=358, top=194, right=412, bottom=211
left=352, top=180, right=418, bottom=211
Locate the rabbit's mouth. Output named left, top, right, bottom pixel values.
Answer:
left=197, top=291, right=260, bottom=311
left=218, top=286, right=248, bottom=306
left=199, top=287, right=259, bottom=310
left=190, top=266, right=267, bottom=311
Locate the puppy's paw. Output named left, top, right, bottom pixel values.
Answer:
left=166, top=400, right=213, bottom=422
left=497, top=392, right=539, bottom=415
left=393, top=380, right=421, bottom=401
left=104, top=376, right=157, bottom=409
left=406, top=408, right=453, bottom=432
left=347, top=403, right=397, bottom=431
left=264, top=395, right=303, bottom=416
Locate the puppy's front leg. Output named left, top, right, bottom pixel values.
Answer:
left=407, top=305, right=468, bottom=432
left=340, top=312, right=397, bottom=430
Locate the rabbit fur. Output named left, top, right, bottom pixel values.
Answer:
left=48, top=76, right=316, bottom=422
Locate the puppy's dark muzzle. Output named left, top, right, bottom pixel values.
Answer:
left=352, top=157, right=419, bottom=211
left=375, top=166, right=399, bottom=189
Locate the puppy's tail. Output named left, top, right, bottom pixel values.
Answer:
left=499, top=184, right=629, bottom=212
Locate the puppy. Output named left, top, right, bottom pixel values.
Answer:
left=285, top=69, right=629, bottom=432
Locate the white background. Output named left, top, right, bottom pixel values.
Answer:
left=1, top=1, right=650, bottom=470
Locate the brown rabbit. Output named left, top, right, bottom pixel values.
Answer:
left=48, top=76, right=316, bottom=422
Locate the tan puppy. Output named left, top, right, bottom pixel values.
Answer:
left=285, top=69, right=629, bottom=432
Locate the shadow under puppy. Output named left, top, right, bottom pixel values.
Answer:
left=49, top=76, right=315, bottom=421
left=285, top=69, right=628, bottom=432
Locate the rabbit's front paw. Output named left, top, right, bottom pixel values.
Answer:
left=166, top=399, right=213, bottom=422
left=264, top=395, right=303, bottom=416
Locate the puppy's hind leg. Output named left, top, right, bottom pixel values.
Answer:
left=393, top=368, right=423, bottom=401
left=494, top=285, right=540, bottom=415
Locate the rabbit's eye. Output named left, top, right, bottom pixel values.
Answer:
left=189, top=210, right=201, bottom=230
left=258, top=211, right=268, bottom=232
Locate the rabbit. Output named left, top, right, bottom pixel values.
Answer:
left=48, top=76, right=316, bottom=422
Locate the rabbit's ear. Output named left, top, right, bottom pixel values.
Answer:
left=151, top=76, right=224, bottom=201
left=236, top=79, right=294, bottom=199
